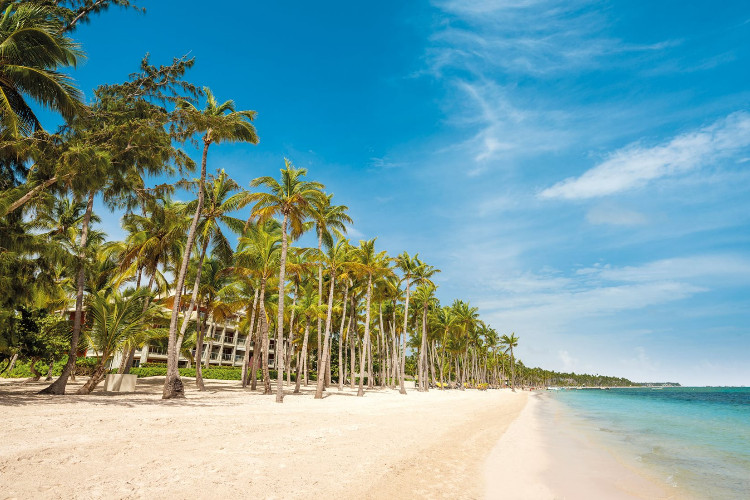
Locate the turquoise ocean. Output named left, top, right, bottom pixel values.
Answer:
left=550, top=387, right=750, bottom=499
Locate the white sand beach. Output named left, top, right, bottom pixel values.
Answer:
left=0, top=379, right=691, bottom=499
left=0, top=378, right=525, bottom=499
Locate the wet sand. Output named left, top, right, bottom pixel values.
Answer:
left=484, top=391, right=685, bottom=499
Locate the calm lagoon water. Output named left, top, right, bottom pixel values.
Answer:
left=550, top=387, right=750, bottom=499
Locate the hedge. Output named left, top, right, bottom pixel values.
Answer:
left=1, top=357, right=98, bottom=379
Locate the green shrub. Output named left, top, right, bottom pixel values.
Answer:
left=1, top=356, right=100, bottom=379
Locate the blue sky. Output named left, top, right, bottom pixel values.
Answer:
left=57, top=0, right=749, bottom=385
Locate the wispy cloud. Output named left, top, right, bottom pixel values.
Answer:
left=450, top=80, right=573, bottom=170
left=475, top=254, right=750, bottom=335
left=539, top=111, right=750, bottom=200
left=586, top=203, right=648, bottom=226
left=429, top=0, right=672, bottom=77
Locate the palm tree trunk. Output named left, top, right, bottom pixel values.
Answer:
left=399, top=280, right=411, bottom=395
left=350, top=327, right=356, bottom=389
left=195, top=311, right=207, bottom=391
left=162, top=134, right=210, bottom=399
left=315, top=265, right=337, bottom=399
left=257, top=279, right=271, bottom=394
left=40, top=190, right=94, bottom=395
left=418, top=304, right=428, bottom=392
left=241, top=288, right=260, bottom=387
left=337, top=280, right=349, bottom=391
left=275, top=213, right=289, bottom=403
left=175, top=236, right=210, bottom=356
left=357, top=275, right=373, bottom=396
left=4, top=175, right=59, bottom=216
left=294, top=317, right=311, bottom=394
left=316, top=229, right=323, bottom=386
left=77, top=358, right=109, bottom=395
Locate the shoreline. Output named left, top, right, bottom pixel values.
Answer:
left=0, top=377, right=526, bottom=499
left=485, top=391, right=687, bottom=499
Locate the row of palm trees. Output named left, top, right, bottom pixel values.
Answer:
left=0, top=0, right=528, bottom=400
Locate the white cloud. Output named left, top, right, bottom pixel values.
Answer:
left=476, top=254, right=750, bottom=333
left=539, top=112, right=750, bottom=200
left=429, top=0, right=675, bottom=78
left=587, top=255, right=750, bottom=284
left=344, top=225, right=364, bottom=238
left=586, top=203, right=648, bottom=226
left=449, top=80, right=573, bottom=171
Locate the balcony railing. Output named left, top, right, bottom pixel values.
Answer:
left=149, top=347, right=168, bottom=356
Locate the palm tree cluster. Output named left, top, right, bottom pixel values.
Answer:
left=1, top=0, right=624, bottom=401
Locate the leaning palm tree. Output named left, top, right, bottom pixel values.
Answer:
left=163, top=88, right=258, bottom=399
left=246, top=159, right=324, bottom=403
left=0, top=0, right=83, bottom=137
left=77, top=288, right=165, bottom=394
left=174, top=171, right=249, bottom=357
left=501, top=332, right=519, bottom=391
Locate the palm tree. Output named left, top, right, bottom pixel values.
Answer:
left=0, top=0, right=83, bottom=137
left=247, top=159, right=323, bottom=403
left=190, top=255, right=231, bottom=391
left=231, top=220, right=280, bottom=393
left=311, top=194, right=352, bottom=383
left=314, top=238, right=349, bottom=399
left=349, top=238, right=391, bottom=396
left=413, top=282, right=438, bottom=391
left=393, top=251, right=419, bottom=394
left=163, top=88, right=258, bottom=399
left=451, top=300, right=480, bottom=390
left=174, top=171, right=249, bottom=358
left=77, top=288, right=165, bottom=394
left=501, top=332, right=519, bottom=391
left=292, top=285, right=323, bottom=394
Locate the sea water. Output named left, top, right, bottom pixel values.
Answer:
left=550, top=387, right=750, bottom=499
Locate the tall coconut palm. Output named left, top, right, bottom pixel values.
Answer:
left=163, top=89, right=258, bottom=399
left=292, top=285, right=323, bottom=394
left=314, top=238, right=350, bottom=399
left=311, top=194, right=352, bottom=382
left=42, top=59, right=201, bottom=396
left=246, top=159, right=323, bottom=403
left=413, top=281, right=439, bottom=392
left=231, top=220, right=281, bottom=393
left=0, top=0, right=83, bottom=137
left=349, top=238, right=391, bottom=396
left=411, top=261, right=440, bottom=391
left=174, top=171, right=249, bottom=357
left=501, top=332, right=519, bottom=391
left=393, top=251, right=419, bottom=394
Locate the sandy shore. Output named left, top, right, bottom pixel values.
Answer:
left=0, top=377, right=526, bottom=499
left=485, top=392, right=686, bottom=500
